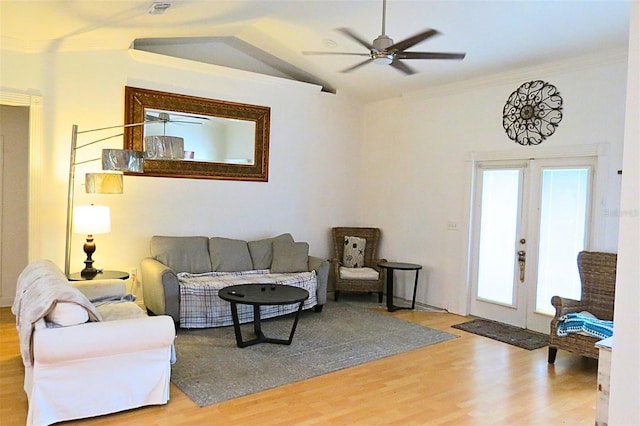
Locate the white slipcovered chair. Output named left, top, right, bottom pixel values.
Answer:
left=12, top=260, right=176, bottom=425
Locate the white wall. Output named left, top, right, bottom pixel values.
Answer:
left=360, top=51, right=628, bottom=314
left=1, top=48, right=363, bottom=285
left=609, top=1, right=640, bottom=423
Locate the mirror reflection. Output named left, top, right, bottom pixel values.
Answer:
left=144, top=108, right=256, bottom=164
left=123, top=86, right=270, bottom=181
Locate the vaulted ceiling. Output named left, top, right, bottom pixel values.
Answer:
left=0, top=1, right=631, bottom=102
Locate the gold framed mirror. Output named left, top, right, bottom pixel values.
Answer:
left=123, top=86, right=270, bottom=181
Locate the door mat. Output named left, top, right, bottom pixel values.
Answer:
left=452, top=318, right=549, bottom=350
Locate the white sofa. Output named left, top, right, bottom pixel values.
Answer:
left=12, top=260, right=176, bottom=426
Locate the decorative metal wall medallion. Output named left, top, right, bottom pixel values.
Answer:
left=502, top=80, right=563, bottom=146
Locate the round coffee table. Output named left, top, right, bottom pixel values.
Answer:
left=218, top=284, right=309, bottom=348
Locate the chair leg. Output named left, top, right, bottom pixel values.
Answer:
left=334, top=291, right=339, bottom=302
left=378, top=292, right=383, bottom=303
left=548, top=347, right=558, bottom=364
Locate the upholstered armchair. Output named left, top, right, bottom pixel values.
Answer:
left=331, top=227, right=386, bottom=302
left=548, top=251, right=617, bottom=364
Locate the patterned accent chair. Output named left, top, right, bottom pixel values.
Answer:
left=331, top=227, right=386, bottom=302
left=548, top=251, right=617, bottom=364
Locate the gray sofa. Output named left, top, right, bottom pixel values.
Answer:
left=141, top=233, right=329, bottom=324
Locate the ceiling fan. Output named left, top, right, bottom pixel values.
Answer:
left=303, top=0, right=465, bottom=75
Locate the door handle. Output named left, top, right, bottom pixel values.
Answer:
left=517, top=250, right=526, bottom=283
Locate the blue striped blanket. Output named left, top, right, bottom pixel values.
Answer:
left=556, top=312, right=614, bottom=339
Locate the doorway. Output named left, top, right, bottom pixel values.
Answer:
left=469, top=157, right=595, bottom=333
left=0, top=105, right=30, bottom=306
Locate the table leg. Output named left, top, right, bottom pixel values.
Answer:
left=252, top=304, right=265, bottom=340
left=229, top=302, right=245, bottom=348
left=411, top=269, right=420, bottom=309
left=386, top=267, right=419, bottom=312
left=231, top=302, right=306, bottom=348
left=283, top=301, right=305, bottom=344
left=386, top=268, right=401, bottom=312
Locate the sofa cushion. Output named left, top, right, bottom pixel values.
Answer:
left=271, top=241, right=309, bottom=273
left=45, top=302, right=90, bottom=326
left=248, top=233, right=295, bottom=269
left=343, top=236, right=366, bottom=268
left=151, top=236, right=212, bottom=273
left=209, top=237, right=253, bottom=272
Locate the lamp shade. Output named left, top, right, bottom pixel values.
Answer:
left=73, top=205, right=111, bottom=235
left=144, top=135, right=184, bottom=159
left=85, top=173, right=123, bottom=194
left=102, top=149, right=144, bottom=173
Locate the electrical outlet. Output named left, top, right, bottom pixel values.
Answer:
left=447, top=221, right=459, bottom=231
left=129, top=267, right=137, bottom=278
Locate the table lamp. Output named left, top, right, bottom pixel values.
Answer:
left=73, top=205, right=111, bottom=278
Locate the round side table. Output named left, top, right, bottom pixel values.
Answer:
left=377, top=261, right=422, bottom=312
left=67, top=270, right=130, bottom=281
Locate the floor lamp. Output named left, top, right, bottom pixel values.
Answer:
left=64, top=122, right=185, bottom=276
left=64, top=123, right=144, bottom=277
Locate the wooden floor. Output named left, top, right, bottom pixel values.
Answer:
left=0, top=306, right=598, bottom=425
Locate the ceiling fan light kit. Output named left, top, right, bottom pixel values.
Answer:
left=302, top=0, right=466, bottom=75
left=373, top=53, right=394, bottom=65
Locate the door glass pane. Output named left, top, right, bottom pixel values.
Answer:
left=535, top=168, right=589, bottom=314
left=477, top=169, right=521, bottom=305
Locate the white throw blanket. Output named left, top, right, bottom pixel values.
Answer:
left=12, top=260, right=101, bottom=366
left=177, top=270, right=317, bottom=328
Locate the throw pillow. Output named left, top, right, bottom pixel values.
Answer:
left=209, top=237, right=253, bottom=272
left=343, top=236, right=366, bottom=268
left=150, top=236, right=212, bottom=273
left=45, top=302, right=90, bottom=326
left=271, top=241, right=309, bottom=273
left=248, top=233, right=295, bottom=270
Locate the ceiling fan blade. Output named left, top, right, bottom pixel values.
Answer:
left=398, top=51, right=466, bottom=60
left=336, top=27, right=374, bottom=51
left=169, top=111, right=210, bottom=120
left=171, top=120, right=202, bottom=125
left=303, top=51, right=370, bottom=57
left=387, top=29, right=439, bottom=52
left=340, top=58, right=374, bottom=73
left=390, top=59, right=416, bottom=75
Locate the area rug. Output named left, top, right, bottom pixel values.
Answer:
left=452, top=318, right=549, bottom=350
left=171, top=301, right=457, bottom=407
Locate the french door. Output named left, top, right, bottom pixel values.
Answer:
left=469, top=157, right=595, bottom=333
